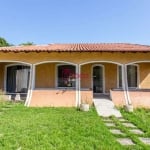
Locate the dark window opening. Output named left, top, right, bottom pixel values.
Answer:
left=57, top=65, right=76, bottom=87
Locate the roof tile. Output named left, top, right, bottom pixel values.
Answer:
left=0, top=43, right=150, bottom=52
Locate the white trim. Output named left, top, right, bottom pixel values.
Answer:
left=80, top=60, right=122, bottom=66
left=75, top=64, right=79, bottom=107
left=27, top=64, right=35, bottom=107
left=25, top=65, right=33, bottom=106
left=92, top=64, right=105, bottom=94
left=122, top=65, right=128, bottom=105
left=126, top=60, right=150, bottom=65
left=32, top=64, right=35, bottom=90
left=78, top=64, right=81, bottom=106
left=35, top=60, right=77, bottom=66
left=124, top=65, right=131, bottom=105
left=0, top=60, right=31, bottom=66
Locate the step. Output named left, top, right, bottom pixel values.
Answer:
left=94, top=98, right=122, bottom=117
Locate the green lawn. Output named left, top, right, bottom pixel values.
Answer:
left=121, top=108, right=150, bottom=138
left=0, top=102, right=147, bottom=150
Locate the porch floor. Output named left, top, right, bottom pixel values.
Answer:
left=93, top=95, right=122, bottom=117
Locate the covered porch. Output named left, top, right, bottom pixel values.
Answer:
left=0, top=61, right=31, bottom=101
left=111, top=61, right=150, bottom=108
left=29, top=61, right=78, bottom=107
left=1, top=60, right=150, bottom=108
left=28, top=60, right=150, bottom=108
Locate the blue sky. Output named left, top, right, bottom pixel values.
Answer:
left=0, top=0, right=150, bottom=45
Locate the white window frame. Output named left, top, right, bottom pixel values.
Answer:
left=117, top=64, right=140, bottom=89
left=117, top=65, right=123, bottom=88
left=56, top=64, right=76, bottom=89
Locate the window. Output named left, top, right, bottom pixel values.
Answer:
left=118, top=65, right=138, bottom=88
left=127, top=65, right=138, bottom=88
left=6, top=65, right=30, bottom=93
left=118, top=66, right=122, bottom=88
left=57, top=65, right=76, bottom=87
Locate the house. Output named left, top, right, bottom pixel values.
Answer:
left=0, top=43, right=150, bottom=108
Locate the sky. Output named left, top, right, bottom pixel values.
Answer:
left=0, top=0, right=150, bottom=45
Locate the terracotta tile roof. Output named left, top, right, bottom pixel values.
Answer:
left=0, top=43, right=150, bottom=52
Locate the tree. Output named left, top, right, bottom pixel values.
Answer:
left=0, top=37, right=10, bottom=47
left=19, top=42, right=34, bottom=46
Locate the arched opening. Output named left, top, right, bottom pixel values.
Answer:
left=0, top=61, right=31, bottom=102
left=6, top=65, right=30, bottom=100
left=79, top=61, right=123, bottom=104
left=29, top=61, right=78, bottom=107
left=118, top=64, right=139, bottom=88
left=124, top=61, right=150, bottom=108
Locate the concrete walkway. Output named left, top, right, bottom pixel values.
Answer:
left=93, top=96, right=122, bottom=117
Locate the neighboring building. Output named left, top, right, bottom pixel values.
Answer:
left=0, top=43, right=150, bottom=108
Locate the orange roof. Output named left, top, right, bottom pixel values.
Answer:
left=0, top=43, right=150, bottom=52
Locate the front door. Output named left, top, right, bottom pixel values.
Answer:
left=93, top=65, right=104, bottom=93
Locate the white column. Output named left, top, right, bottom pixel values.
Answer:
left=78, top=64, right=81, bottom=106
left=122, top=64, right=131, bottom=105
left=75, top=64, right=81, bottom=107
left=75, top=64, right=79, bottom=107
left=26, top=64, right=35, bottom=106
left=121, top=64, right=128, bottom=105
left=125, top=64, right=131, bottom=105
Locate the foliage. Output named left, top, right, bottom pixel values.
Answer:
left=121, top=108, right=150, bottom=137
left=19, top=42, right=34, bottom=46
left=0, top=37, right=10, bottom=47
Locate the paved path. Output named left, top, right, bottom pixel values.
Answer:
left=103, top=117, right=150, bottom=146
left=93, top=97, right=122, bottom=117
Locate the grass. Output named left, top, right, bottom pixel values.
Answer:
left=1, top=102, right=150, bottom=150
left=120, top=108, right=150, bottom=149
left=0, top=102, right=126, bottom=150
left=121, top=108, right=150, bottom=137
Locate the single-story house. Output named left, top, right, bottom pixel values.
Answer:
left=0, top=43, right=150, bottom=108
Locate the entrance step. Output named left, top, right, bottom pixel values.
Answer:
left=93, top=98, right=122, bottom=117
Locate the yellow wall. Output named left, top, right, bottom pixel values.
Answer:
left=35, top=63, right=55, bottom=88
left=104, top=63, right=117, bottom=92
left=81, top=63, right=117, bottom=93
left=81, top=64, right=92, bottom=89
left=139, top=63, right=150, bottom=88
left=1, top=52, right=150, bottom=90
left=0, top=52, right=150, bottom=64
left=0, top=62, right=15, bottom=91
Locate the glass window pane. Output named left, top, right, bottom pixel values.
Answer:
left=127, top=65, right=137, bottom=87
left=93, top=66, right=103, bottom=93
left=118, top=66, right=122, bottom=88
left=57, top=65, right=76, bottom=87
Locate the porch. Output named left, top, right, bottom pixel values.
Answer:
left=0, top=61, right=150, bottom=108
left=0, top=62, right=31, bottom=101
left=29, top=61, right=150, bottom=108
